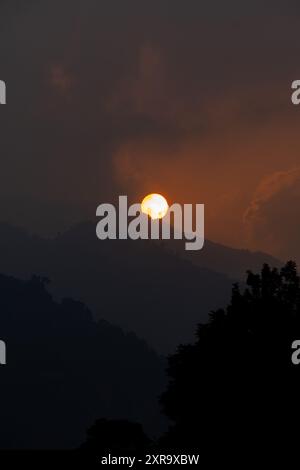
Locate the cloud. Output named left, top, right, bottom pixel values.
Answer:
left=244, top=168, right=300, bottom=226
left=244, top=168, right=300, bottom=262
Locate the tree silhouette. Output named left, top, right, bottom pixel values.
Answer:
left=159, top=261, right=300, bottom=454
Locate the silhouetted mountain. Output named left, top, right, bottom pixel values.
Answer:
left=0, top=222, right=280, bottom=353
left=167, top=238, right=281, bottom=279
left=0, top=274, right=166, bottom=449
left=0, top=222, right=234, bottom=353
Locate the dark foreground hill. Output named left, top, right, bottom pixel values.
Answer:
left=0, top=274, right=166, bottom=449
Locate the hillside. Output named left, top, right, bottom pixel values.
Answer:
left=0, top=274, right=166, bottom=448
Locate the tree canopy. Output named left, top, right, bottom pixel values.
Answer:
left=160, top=261, right=300, bottom=453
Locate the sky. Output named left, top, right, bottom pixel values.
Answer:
left=1, top=0, right=300, bottom=262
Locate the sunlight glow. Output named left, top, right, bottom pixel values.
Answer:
left=141, top=193, right=169, bottom=220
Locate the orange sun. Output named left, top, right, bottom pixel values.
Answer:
left=141, top=193, right=169, bottom=220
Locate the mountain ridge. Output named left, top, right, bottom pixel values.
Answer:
left=0, top=221, right=282, bottom=353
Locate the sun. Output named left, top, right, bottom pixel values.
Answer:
left=141, top=193, right=169, bottom=220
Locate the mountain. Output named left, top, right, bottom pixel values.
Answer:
left=0, top=274, right=166, bottom=449
left=0, top=222, right=281, bottom=353
left=167, top=238, right=281, bottom=279
left=0, top=223, right=230, bottom=353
